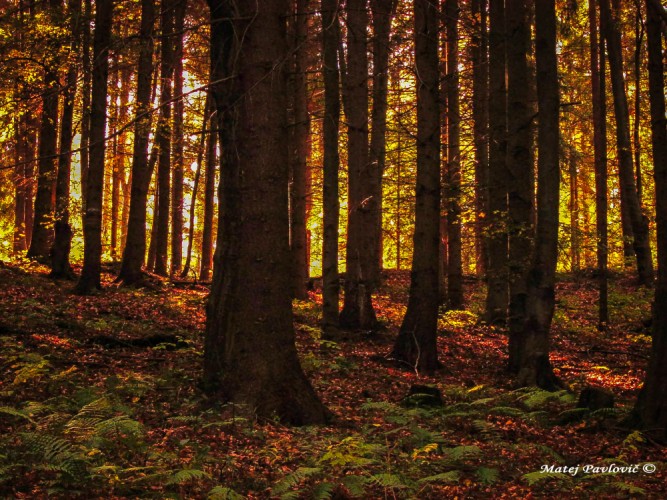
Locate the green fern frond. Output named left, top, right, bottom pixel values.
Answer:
left=589, top=407, right=625, bottom=419
left=444, top=445, right=482, bottom=462
left=341, top=475, right=369, bottom=497
left=522, top=471, right=572, bottom=486
left=271, top=467, right=322, bottom=496
left=370, top=473, right=406, bottom=488
left=488, top=406, right=525, bottom=417
left=417, top=471, right=461, bottom=484
left=475, top=467, right=499, bottom=484
left=169, top=415, right=202, bottom=424
left=207, top=486, right=245, bottom=499
left=557, top=407, right=589, bottom=424
left=94, top=416, right=143, bottom=438
left=312, top=481, right=336, bottom=499
left=470, top=397, right=495, bottom=406
left=471, top=419, right=498, bottom=438
left=74, top=397, right=113, bottom=420
left=165, top=468, right=211, bottom=485
left=0, top=406, right=35, bottom=423
left=359, top=401, right=397, bottom=413
left=534, top=444, right=565, bottom=464
left=608, top=482, right=646, bottom=495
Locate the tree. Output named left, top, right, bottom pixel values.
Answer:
left=632, top=0, right=667, bottom=442
left=484, top=0, right=509, bottom=324
left=51, top=0, right=82, bottom=280
left=27, top=0, right=62, bottom=262
left=204, top=0, right=330, bottom=425
left=445, top=0, right=463, bottom=310
left=199, top=99, right=217, bottom=282
left=589, top=0, right=609, bottom=329
left=339, top=0, right=379, bottom=330
left=369, top=0, right=397, bottom=287
left=289, top=0, right=311, bottom=299
left=117, top=0, right=155, bottom=286
left=506, top=0, right=533, bottom=371
left=321, top=0, right=342, bottom=335
left=390, top=0, right=441, bottom=373
left=601, top=0, right=654, bottom=286
left=76, top=0, right=113, bottom=294
left=515, top=0, right=562, bottom=390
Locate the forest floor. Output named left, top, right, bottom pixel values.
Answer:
left=0, top=261, right=665, bottom=499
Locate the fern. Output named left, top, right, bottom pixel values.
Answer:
left=534, top=444, right=565, bottom=464
left=165, top=468, right=211, bottom=485
left=444, top=445, right=482, bottom=462
left=312, top=481, right=336, bottom=499
left=522, top=471, right=572, bottom=486
left=94, top=415, right=143, bottom=438
left=0, top=405, right=35, bottom=423
left=608, top=481, right=646, bottom=495
left=207, top=486, right=245, bottom=500
left=341, top=475, right=368, bottom=497
left=471, top=419, right=497, bottom=439
left=370, top=473, right=407, bottom=488
left=22, top=434, right=89, bottom=481
left=589, top=407, right=625, bottom=419
left=557, top=407, right=589, bottom=424
left=488, top=406, right=525, bottom=417
left=417, top=471, right=460, bottom=484
left=271, top=467, right=322, bottom=496
left=475, top=467, right=498, bottom=484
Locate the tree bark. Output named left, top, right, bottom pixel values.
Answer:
left=506, top=0, right=533, bottom=372
left=76, top=0, right=113, bottom=294
left=515, top=0, right=562, bottom=390
left=204, top=0, right=330, bottom=425
left=154, top=0, right=175, bottom=276
left=601, top=0, right=654, bottom=286
left=445, top=0, right=463, bottom=310
left=339, top=0, right=378, bottom=331
left=633, top=0, right=667, bottom=443
left=199, top=102, right=217, bottom=282
left=390, top=0, right=441, bottom=374
left=321, top=0, right=341, bottom=335
left=368, top=0, right=397, bottom=288
left=484, top=0, right=509, bottom=324
left=171, top=0, right=187, bottom=276
left=117, top=0, right=155, bottom=286
left=290, top=0, right=311, bottom=299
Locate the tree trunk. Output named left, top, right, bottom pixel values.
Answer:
left=601, top=0, right=654, bottom=286
left=290, top=0, right=311, bottom=299
left=369, top=0, right=397, bottom=288
left=484, top=0, right=509, bottom=324
left=117, top=0, right=155, bottom=286
left=390, top=0, right=441, bottom=373
left=171, top=0, right=187, bottom=276
left=80, top=0, right=92, bottom=220
left=50, top=0, right=82, bottom=280
left=204, top=0, right=330, bottom=425
left=445, top=0, right=463, bottom=310
left=471, top=0, right=489, bottom=278
left=506, top=0, right=533, bottom=372
left=154, top=0, right=175, bottom=276
left=339, top=0, right=379, bottom=330
left=76, top=0, right=113, bottom=294
left=182, top=93, right=211, bottom=278
left=515, top=0, right=562, bottom=390
left=199, top=103, right=217, bottom=282
left=633, top=0, right=667, bottom=443
left=633, top=8, right=643, bottom=202
left=110, top=60, right=130, bottom=262
left=321, top=0, right=341, bottom=335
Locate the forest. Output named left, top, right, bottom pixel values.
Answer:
left=0, top=0, right=666, bottom=497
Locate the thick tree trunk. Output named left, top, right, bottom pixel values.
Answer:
left=117, top=0, right=155, bottom=286
left=290, top=0, right=311, bottom=299
left=76, top=0, right=113, bottom=294
left=601, top=0, right=654, bottom=286
left=484, top=0, right=509, bottom=324
left=390, top=0, right=441, bottom=374
left=204, top=0, right=330, bottom=425
left=154, top=0, right=175, bottom=276
left=50, top=0, right=82, bottom=280
left=506, top=0, right=533, bottom=372
left=633, top=0, right=667, bottom=443
left=171, top=0, right=187, bottom=276
left=369, top=0, right=397, bottom=288
left=339, top=0, right=379, bottom=331
left=471, top=0, right=489, bottom=278
left=445, top=0, right=463, bottom=310
left=515, top=0, right=562, bottom=390
left=321, top=0, right=341, bottom=335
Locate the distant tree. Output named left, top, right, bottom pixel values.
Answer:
left=515, top=0, right=562, bottom=390
left=76, top=0, right=113, bottom=293
left=601, top=0, right=654, bottom=286
left=204, top=0, right=330, bottom=425
left=321, top=0, right=342, bottom=335
left=390, top=0, right=441, bottom=373
left=339, top=0, right=379, bottom=330
left=199, top=100, right=217, bottom=282
left=117, top=0, right=155, bottom=286
left=632, top=0, right=667, bottom=442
